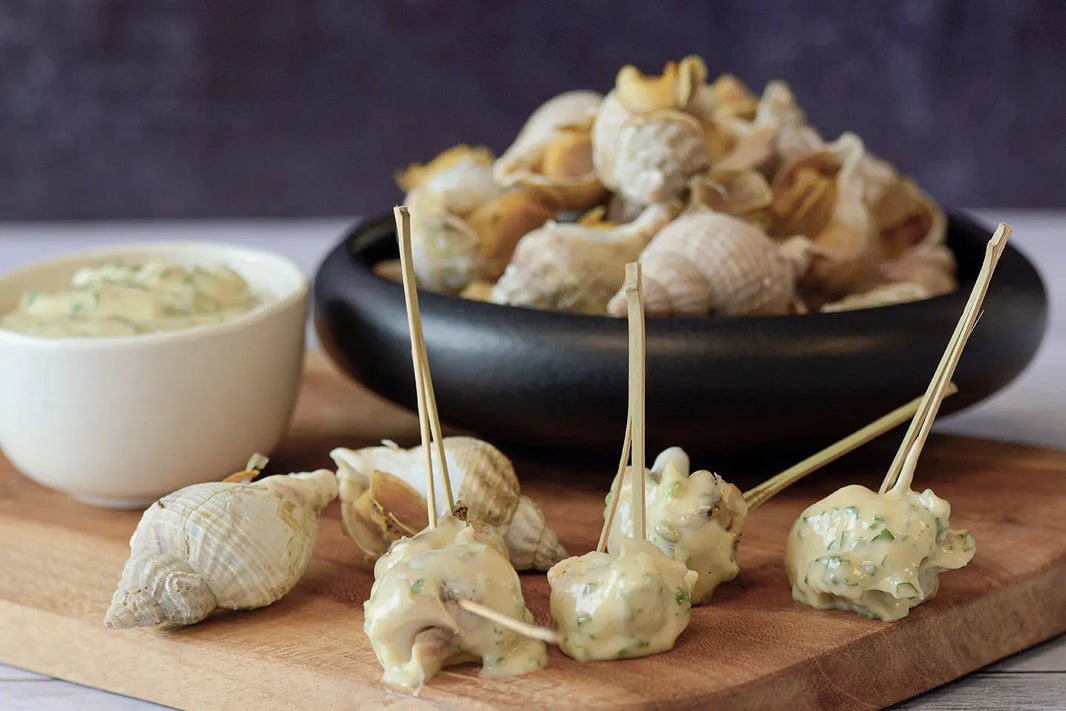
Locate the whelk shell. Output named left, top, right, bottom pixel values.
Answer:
left=688, top=168, right=773, bottom=227
left=773, top=133, right=885, bottom=301
left=494, top=90, right=605, bottom=211
left=331, top=436, right=566, bottom=571
left=606, top=210, right=797, bottom=318
left=104, top=466, right=337, bottom=629
left=491, top=201, right=680, bottom=314
left=593, top=56, right=720, bottom=206
left=402, top=146, right=553, bottom=292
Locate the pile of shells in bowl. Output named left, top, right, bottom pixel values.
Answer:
left=384, top=54, right=954, bottom=318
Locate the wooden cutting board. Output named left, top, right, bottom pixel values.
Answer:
left=2, top=353, right=1065, bottom=711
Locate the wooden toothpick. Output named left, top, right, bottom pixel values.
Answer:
left=395, top=205, right=444, bottom=527
left=456, top=599, right=560, bottom=644
left=742, top=386, right=956, bottom=511
left=625, top=263, right=647, bottom=541
left=885, top=223, right=1011, bottom=495
left=597, top=412, right=632, bottom=553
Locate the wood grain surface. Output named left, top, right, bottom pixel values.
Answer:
left=1, top=352, right=1064, bottom=711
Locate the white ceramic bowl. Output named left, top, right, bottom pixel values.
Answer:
left=0, top=242, right=309, bottom=507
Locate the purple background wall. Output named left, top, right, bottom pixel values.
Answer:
left=1, top=0, right=1062, bottom=220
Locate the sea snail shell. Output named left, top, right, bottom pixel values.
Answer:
left=331, top=436, right=567, bottom=571
left=401, top=146, right=553, bottom=293
left=494, top=90, right=606, bottom=211
left=607, top=210, right=797, bottom=318
left=104, top=467, right=337, bottom=629
left=491, top=201, right=680, bottom=315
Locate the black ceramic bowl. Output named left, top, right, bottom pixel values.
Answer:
left=314, top=213, right=1047, bottom=460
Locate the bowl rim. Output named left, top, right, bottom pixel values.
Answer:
left=337, top=210, right=998, bottom=327
left=0, top=240, right=310, bottom=350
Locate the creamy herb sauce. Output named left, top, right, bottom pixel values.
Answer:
left=547, top=537, right=697, bottom=662
left=606, top=446, right=748, bottom=604
left=363, top=516, right=547, bottom=688
left=785, top=484, right=976, bottom=621
left=1, top=260, right=260, bottom=338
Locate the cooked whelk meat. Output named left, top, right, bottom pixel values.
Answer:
left=491, top=201, right=680, bottom=314
left=331, top=436, right=566, bottom=571
left=606, top=210, right=798, bottom=318
left=548, top=537, right=697, bottom=661
left=363, top=516, right=548, bottom=687
left=603, top=446, right=748, bottom=604
left=104, top=467, right=338, bottom=629
left=785, top=485, right=975, bottom=621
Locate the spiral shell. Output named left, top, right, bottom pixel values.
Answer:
left=772, top=132, right=888, bottom=302
left=331, top=436, right=566, bottom=571
left=104, top=468, right=338, bottom=629
left=687, top=168, right=773, bottom=226
left=880, top=243, right=957, bottom=296
left=495, top=90, right=605, bottom=211
left=402, top=146, right=553, bottom=293
left=396, top=144, right=498, bottom=200
left=607, top=210, right=796, bottom=317
left=874, top=177, right=947, bottom=258
left=592, top=56, right=720, bottom=206
left=490, top=201, right=680, bottom=314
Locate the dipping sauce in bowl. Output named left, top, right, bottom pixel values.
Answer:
left=0, top=242, right=309, bottom=508
left=2, top=260, right=262, bottom=338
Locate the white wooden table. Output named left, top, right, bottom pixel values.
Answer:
left=0, top=210, right=1062, bottom=710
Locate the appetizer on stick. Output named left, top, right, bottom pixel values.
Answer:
left=548, top=265, right=698, bottom=661
left=785, top=223, right=1010, bottom=620
left=601, top=388, right=950, bottom=604
left=105, top=455, right=338, bottom=629
left=362, top=207, right=550, bottom=687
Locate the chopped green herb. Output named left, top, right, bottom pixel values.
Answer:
left=577, top=613, right=592, bottom=626
left=492, top=624, right=501, bottom=635
left=582, top=582, right=597, bottom=596
left=674, top=588, right=689, bottom=604
left=604, top=492, right=613, bottom=504
left=896, top=582, right=918, bottom=597
left=410, top=579, right=424, bottom=594
left=667, top=481, right=682, bottom=498
left=871, top=529, right=895, bottom=543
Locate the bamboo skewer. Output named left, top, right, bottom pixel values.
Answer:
left=625, top=264, right=647, bottom=541
left=395, top=206, right=439, bottom=527
left=886, top=223, right=1011, bottom=496
left=597, top=413, right=633, bottom=553
left=410, top=317, right=455, bottom=511
left=742, top=386, right=957, bottom=511
left=396, top=206, right=555, bottom=646
left=456, top=599, right=561, bottom=644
